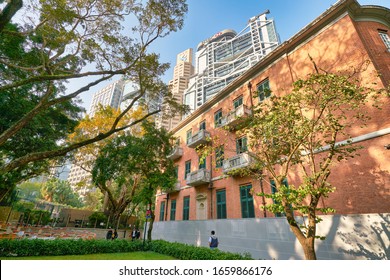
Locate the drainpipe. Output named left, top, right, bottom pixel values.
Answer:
left=164, top=193, right=169, bottom=221
left=259, top=173, right=267, bottom=218
left=248, top=81, right=254, bottom=114
left=209, top=154, right=214, bottom=219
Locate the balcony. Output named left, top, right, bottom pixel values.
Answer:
left=167, top=146, right=183, bottom=160
left=222, top=152, right=254, bottom=175
left=187, top=130, right=211, bottom=148
left=221, top=104, right=252, bottom=130
left=167, top=181, right=181, bottom=193
left=186, top=169, right=211, bottom=186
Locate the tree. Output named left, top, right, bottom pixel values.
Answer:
left=0, top=0, right=188, bottom=201
left=232, top=70, right=384, bottom=259
left=83, top=190, right=104, bottom=212
left=15, top=181, right=43, bottom=202
left=67, top=104, right=146, bottom=191
left=0, top=22, right=83, bottom=199
left=41, top=178, right=83, bottom=208
left=88, top=211, right=108, bottom=228
left=92, top=121, right=176, bottom=230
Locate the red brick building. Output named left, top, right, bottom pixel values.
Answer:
left=155, top=0, right=390, bottom=222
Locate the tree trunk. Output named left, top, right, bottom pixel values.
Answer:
left=284, top=204, right=318, bottom=260
left=147, top=211, right=155, bottom=241
left=0, top=188, right=11, bottom=203
left=111, top=211, right=121, bottom=230
left=0, top=0, right=23, bottom=32
left=302, top=237, right=317, bottom=260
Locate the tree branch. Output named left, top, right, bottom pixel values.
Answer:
left=0, top=74, right=114, bottom=146
left=2, top=107, right=161, bottom=174
left=0, top=0, right=23, bottom=32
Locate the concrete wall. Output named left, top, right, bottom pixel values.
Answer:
left=152, top=213, right=389, bottom=260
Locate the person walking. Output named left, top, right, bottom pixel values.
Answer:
left=112, top=229, right=118, bottom=240
left=208, top=230, right=219, bottom=249
left=106, top=228, right=113, bottom=240
left=131, top=228, right=137, bottom=241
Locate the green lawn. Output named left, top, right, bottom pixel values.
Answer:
left=0, top=251, right=176, bottom=260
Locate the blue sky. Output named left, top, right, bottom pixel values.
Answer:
left=79, top=0, right=389, bottom=110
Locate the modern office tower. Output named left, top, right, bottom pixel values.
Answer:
left=183, top=10, right=280, bottom=112
left=120, top=80, right=161, bottom=114
left=67, top=80, right=125, bottom=191
left=89, top=79, right=124, bottom=116
left=158, top=49, right=194, bottom=131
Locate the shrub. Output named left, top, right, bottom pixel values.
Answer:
left=0, top=239, right=144, bottom=257
left=0, top=239, right=252, bottom=260
left=149, top=240, right=252, bottom=260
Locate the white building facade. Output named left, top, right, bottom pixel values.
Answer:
left=183, top=11, right=280, bottom=113
left=67, top=80, right=125, bottom=192
left=159, top=49, right=194, bottom=131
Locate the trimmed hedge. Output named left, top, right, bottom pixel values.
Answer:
left=0, top=239, right=144, bottom=257
left=149, top=240, right=252, bottom=260
left=0, top=239, right=252, bottom=260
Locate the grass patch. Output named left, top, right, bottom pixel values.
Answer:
left=0, top=251, right=176, bottom=260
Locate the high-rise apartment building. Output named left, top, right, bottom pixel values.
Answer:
left=67, top=80, right=125, bottom=191
left=183, top=11, right=280, bottom=112
left=89, top=80, right=124, bottom=116
left=158, top=49, right=194, bottom=131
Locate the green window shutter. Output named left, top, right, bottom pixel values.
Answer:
left=185, top=160, right=191, bottom=179
left=270, top=180, right=277, bottom=194
left=242, top=137, right=248, bottom=152
left=240, top=185, right=254, bottom=218
left=236, top=137, right=248, bottom=154
left=199, top=121, right=206, bottom=130
left=215, top=146, right=224, bottom=168
left=159, top=201, right=165, bottom=221
left=257, top=79, right=271, bottom=101
left=170, top=200, right=176, bottom=221
left=233, top=96, right=243, bottom=109
left=199, top=156, right=206, bottom=169
left=214, top=110, right=222, bottom=126
left=186, top=129, right=192, bottom=144
left=174, top=166, right=178, bottom=179
left=183, top=196, right=190, bottom=220
left=217, top=189, right=227, bottom=219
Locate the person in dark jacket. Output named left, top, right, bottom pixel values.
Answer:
left=208, top=230, right=219, bottom=249
left=131, top=228, right=137, bottom=241
left=106, top=228, right=113, bottom=240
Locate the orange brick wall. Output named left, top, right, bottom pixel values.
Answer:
left=352, top=20, right=390, bottom=88
left=156, top=11, right=390, bottom=221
